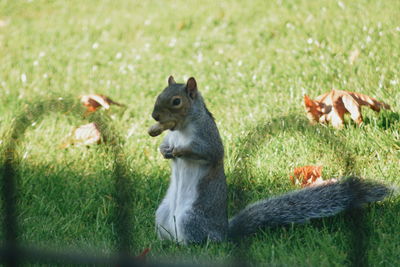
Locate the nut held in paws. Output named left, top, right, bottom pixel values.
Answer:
left=148, top=123, right=163, bottom=137
left=148, top=121, right=176, bottom=137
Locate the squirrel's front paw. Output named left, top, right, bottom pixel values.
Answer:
left=160, top=146, right=174, bottom=159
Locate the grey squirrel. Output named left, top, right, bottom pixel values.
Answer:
left=148, top=76, right=390, bottom=244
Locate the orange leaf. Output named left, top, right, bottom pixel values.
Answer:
left=135, top=248, right=150, bottom=261
left=290, top=166, right=323, bottom=187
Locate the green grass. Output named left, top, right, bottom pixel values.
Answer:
left=1, top=0, right=399, bottom=265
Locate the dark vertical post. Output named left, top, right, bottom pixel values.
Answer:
left=2, top=135, right=19, bottom=266
left=346, top=208, right=369, bottom=267
left=89, top=114, right=135, bottom=266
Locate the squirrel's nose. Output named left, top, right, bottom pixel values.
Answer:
left=152, top=112, right=160, bottom=121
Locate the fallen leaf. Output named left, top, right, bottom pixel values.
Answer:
left=290, top=166, right=323, bottom=187
left=135, top=248, right=150, bottom=261
left=304, top=89, right=390, bottom=129
left=61, top=123, right=101, bottom=148
left=80, top=94, right=125, bottom=112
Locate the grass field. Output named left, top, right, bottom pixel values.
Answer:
left=1, top=0, right=400, bottom=265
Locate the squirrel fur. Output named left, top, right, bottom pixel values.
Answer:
left=149, top=76, right=390, bottom=244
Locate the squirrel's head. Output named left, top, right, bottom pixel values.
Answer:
left=150, top=75, right=198, bottom=132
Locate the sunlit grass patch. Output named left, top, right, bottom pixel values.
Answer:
left=1, top=0, right=399, bottom=265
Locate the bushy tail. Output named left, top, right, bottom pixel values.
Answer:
left=228, top=177, right=390, bottom=239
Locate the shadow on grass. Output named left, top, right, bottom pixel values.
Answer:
left=363, top=110, right=400, bottom=130
left=225, top=114, right=380, bottom=266
left=0, top=98, right=394, bottom=266
left=227, top=114, right=356, bottom=213
left=1, top=96, right=138, bottom=265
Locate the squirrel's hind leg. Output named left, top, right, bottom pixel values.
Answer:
left=180, top=211, right=226, bottom=244
left=155, top=201, right=175, bottom=241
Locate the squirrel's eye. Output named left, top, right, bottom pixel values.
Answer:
left=172, top=98, right=181, bottom=106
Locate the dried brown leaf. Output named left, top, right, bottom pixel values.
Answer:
left=61, top=123, right=101, bottom=148
left=304, top=89, right=390, bottom=129
left=80, top=94, right=125, bottom=112
left=290, top=166, right=323, bottom=187
left=135, top=247, right=151, bottom=262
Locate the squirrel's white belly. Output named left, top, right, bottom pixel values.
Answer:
left=156, top=158, right=206, bottom=243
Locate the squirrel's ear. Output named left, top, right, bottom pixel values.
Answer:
left=186, top=77, right=197, bottom=99
left=168, top=75, right=176, bottom=85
